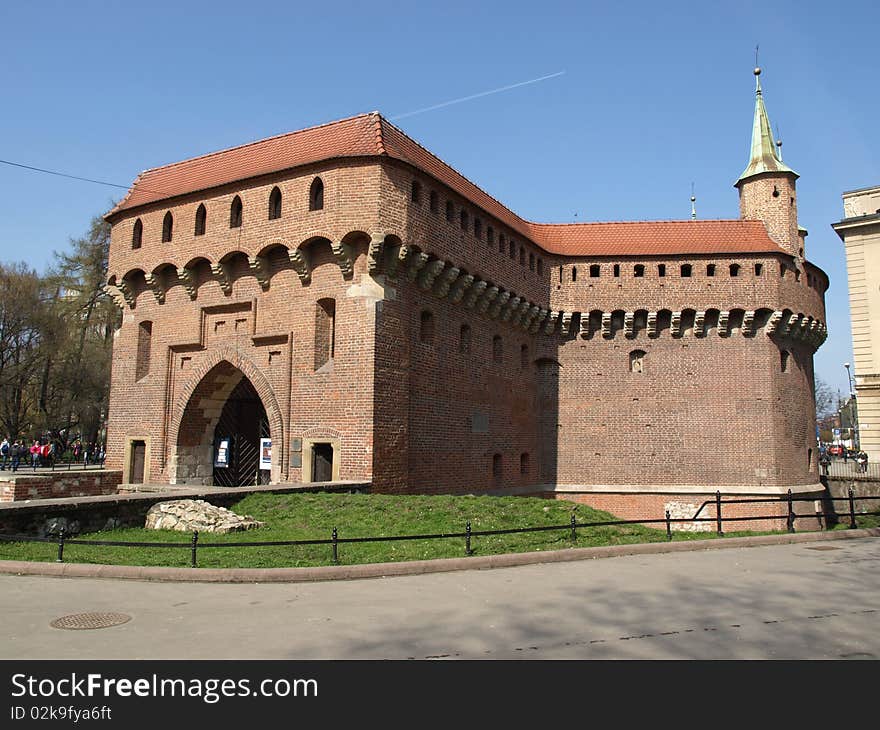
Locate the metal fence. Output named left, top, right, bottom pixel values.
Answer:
left=823, top=459, right=880, bottom=479
left=0, top=456, right=107, bottom=474
left=0, top=488, right=878, bottom=568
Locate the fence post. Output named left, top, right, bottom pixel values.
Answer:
left=67, top=456, right=71, bottom=471
left=666, top=510, right=672, bottom=541
left=465, top=521, right=472, bottom=556
left=570, top=514, right=577, bottom=543
left=190, top=530, right=198, bottom=568
left=715, top=491, right=724, bottom=536
left=332, top=527, right=338, bottom=564
left=56, top=528, right=66, bottom=563
left=848, top=487, right=857, bottom=529
left=786, top=489, right=795, bottom=533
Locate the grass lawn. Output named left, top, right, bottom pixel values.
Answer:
left=0, top=492, right=868, bottom=569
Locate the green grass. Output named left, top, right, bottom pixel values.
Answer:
left=0, top=492, right=819, bottom=569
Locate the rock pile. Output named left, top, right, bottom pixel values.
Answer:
left=145, top=499, right=265, bottom=534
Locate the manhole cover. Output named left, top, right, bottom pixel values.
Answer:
left=50, top=612, right=132, bottom=630
left=806, top=546, right=841, bottom=551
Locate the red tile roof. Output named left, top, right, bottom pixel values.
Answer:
left=107, top=112, right=785, bottom=257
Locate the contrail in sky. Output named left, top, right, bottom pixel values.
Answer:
left=389, top=71, right=565, bottom=121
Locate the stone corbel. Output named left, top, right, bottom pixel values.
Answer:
left=330, top=241, right=355, bottom=278
left=145, top=273, right=165, bottom=304
left=670, top=311, right=682, bottom=337
left=484, top=288, right=507, bottom=317
left=500, top=296, right=523, bottom=322
left=177, top=268, right=197, bottom=300
left=417, top=259, right=446, bottom=291
left=248, top=255, right=271, bottom=291
left=718, top=311, right=730, bottom=337
left=693, top=311, right=705, bottom=337
left=104, top=283, right=129, bottom=309
left=463, top=280, right=487, bottom=309
left=405, top=252, right=429, bottom=282
left=624, top=312, right=635, bottom=338
left=543, top=311, right=560, bottom=335
left=742, top=310, right=755, bottom=336
left=560, top=312, right=573, bottom=336
left=367, top=235, right=385, bottom=275
left=521, top=304, right=542, bottom=331
left=507, top=299, right=530, bottom=326
left=529, top=309, right=548, bottom=334
left=433, top=266, right=460, bottom=298
left=647, top=312, right=658, bottom=338
left=288, top=249, right=311, bottom=285
left=449, top=274, right=475, bottom=304
left=765, top=310, right=783, bottom=335
left=778, top=312, right=796, bottom=337
left=386, top=244, right=410, bottom=280
left=601, top=312, right=613, bottom=339
left=211, top=262, right=233, bottom=295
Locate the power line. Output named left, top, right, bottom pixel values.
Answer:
left=0, top=158, right=165, bottom=195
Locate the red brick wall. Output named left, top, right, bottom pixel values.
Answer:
left=0, top=471, right=123, bottom=502
left=104, top=155, right=827, bottom=505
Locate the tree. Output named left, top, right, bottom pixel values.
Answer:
left=40, top=215, right=118, bottom=447
left=814, top=377, right=837, bottom=420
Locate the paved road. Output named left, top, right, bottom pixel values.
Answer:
left=2, top=538, right=878, bottom=659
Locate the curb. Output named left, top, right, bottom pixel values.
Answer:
left=0, top=527, right=877, bottom=584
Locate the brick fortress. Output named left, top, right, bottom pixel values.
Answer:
left=103, top=69, right=828, bottom=526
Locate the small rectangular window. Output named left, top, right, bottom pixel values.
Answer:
left=658, top=264, right=666, bottom=277
left=613, top=264, right=620, bottom=277
left=590, top=265, right=600, bottom=278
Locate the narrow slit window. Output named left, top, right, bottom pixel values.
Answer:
left=572, top=267, right=578, bottom=282
left=459, top=324, right=471, bottom=354
left=135, top=321, right=152, bottom=381
left=613, top=264, right=620, bottom=277
left=269, top=186, right=283, bottom=219
left=161, top=212, right=173, bottom=243
left=420, top=310, right=435, bottom=345
left=520, top=343, right=529, bottom=369
left=493, top=335, right=503, bottom=363
left=132, top=218, right=143, bottom=249
left=445, top=201, right=454, bottom=222
left=474, top=218, right=482, bottom=239
left=411, top=181, right=421, bottom=204
left=520, top=452, right=530, bottom=475
left=194, top=204, right=207, bottom=236
left=460, top=209, right=469, bottom=231
left=658, top=264, right=666, bottom=277
left=707, top=264, right=716, bottom=277
left=429, top=191, right=438, bottom=213
left=229, top=196, right=243, bottom=228
left=314, top=298, right=336, bottom=370
left=308, top=178, right=323, bottom=211
left=487, top=226, right=494, bottom=244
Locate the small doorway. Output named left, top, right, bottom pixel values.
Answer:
left=129, top=440, right=146, bottom=484
left=311, top=443, right=334, bottom=482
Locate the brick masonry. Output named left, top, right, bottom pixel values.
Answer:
left=101, top=118, right=827, bottom=520
left=0, top=471, right=122, bottom=502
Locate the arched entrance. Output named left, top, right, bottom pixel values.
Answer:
left=212, top=377, right=269, bottom=487
left=172, top=360, right=278, bottom=486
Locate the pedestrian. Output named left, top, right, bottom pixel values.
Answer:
left=857, top=450, right=868, bottom=474
left=0, top=436, right=9, bottom=471
left=10, top=441, right=21, bottom=472
left=29, top=440, right=40, bottom=468
left=73, top=440, right=82, bottom=462
left=819, top=451, right=831, bottom=476
left=40, top=441, right=51, bottom=467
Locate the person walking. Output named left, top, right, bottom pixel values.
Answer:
left=856, top=450, right=868, bottom=474
left=819, top=450, right=831, bottom=476
left=10, top=441, right=21, bottom=472
left=29, top=440, right=40, bottom=469
left=0, top=437, right=9, bottom=471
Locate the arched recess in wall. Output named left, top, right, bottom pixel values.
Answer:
left=679, top=308, right=696, bottom=337
left=633, top=309, right=649, bottom=336
left=135, top=321, right=152, bottom=381
left=704, top=308, right=720, bottom=336
left=121, top=268, right=147, bottom=308
left=182, top=256, right=214, bottom=296
left=167, top=347, right=284, bottom=483
left=298, top=235, right=335, bottom=280
left=728, top=309, right=745, bottom=335
left=309, top=177, right=324, bottom=211
left=218, top=250, right=251, bottom=292
left=315, top=298, right=336, bottom=371
left=229, top=196, right=243, bottom=228
left=257, top=242, right=293, bottom=277
left=655, top=309, right=672, bottom=335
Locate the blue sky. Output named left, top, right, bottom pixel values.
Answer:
left=1, top=0, right=877, bottom=397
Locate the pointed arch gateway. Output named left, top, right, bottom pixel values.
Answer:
left=168, top=350, right=283, bottom=486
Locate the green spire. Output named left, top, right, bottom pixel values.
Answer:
left=735, top=68, right=797, bottom=186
